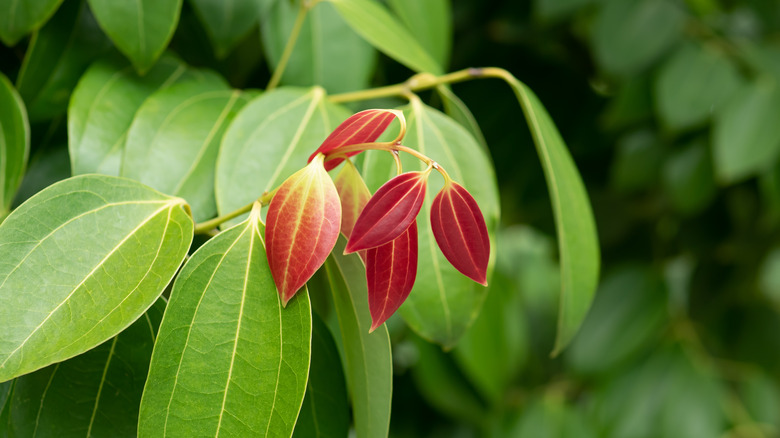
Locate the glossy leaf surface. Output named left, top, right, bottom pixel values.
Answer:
left=367, top=221, right=417, bottom=331
left=262, top=0, right=375, bottom=93
left=327, top=0, right=442, bottom=74
left=87, top=0, right=182, bottom=73
left=15, top=0, right=112, bottom=121
left=0, top=0, right=64, bottom=46
left=189, top=0, right=260, bottom=58
left=68, top=55, right=194, bottom=176
left=325, top=238, right=392, bottom=438
left=363, top=101, right=499, bottom=348
left=266, top=155, right=341, bottom=305
left=713, top=80, right=780, bottom=184
left=140, top=208, right=311, bottom=437
left=309, top=108, right=399, bottom=171
left=431, top=181, right=490, bottom=286
left=123, top=79, right=248, bottom=222
left=6, top=299, right=164, bottom=437
left=216, top=87, right=350, bottom=222
left=293, top=313, right=349, bottom=438
left=345, top=171, right=428, bottom=254
left=0, top=72, right=30, bottom=217
left=387, top=0, right=451, bottom=68
left=0, top=175, right=193, bottom=382
left=507, top=77, right=600, bottom=355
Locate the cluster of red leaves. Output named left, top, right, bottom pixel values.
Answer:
left=265, top=110, right=490, bottom=330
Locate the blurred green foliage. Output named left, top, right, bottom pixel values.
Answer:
left=3, top=0, right=780, bottom=436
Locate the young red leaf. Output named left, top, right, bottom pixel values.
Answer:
left=266, top=154, right=341, bottom=305
left=344, top=170, right=429, bottom=254
left=308, top=109, right=401, bottom=171
left=367, top=221, right=418, bottom=332
left=430, top=181, right=490, bottom=286
left=334, top=161, right=371, bottom=239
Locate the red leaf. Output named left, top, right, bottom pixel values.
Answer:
left=430, top=182, right=490, bottom=286
left=367, top=221, right=418, bottom=332
left=333, top=161, right=371, bottom=239
left=266, top=155, right=341, bottom=305
left=308, top=109, right=399, bottom=171
left=345, top=171, right=428, bottom=254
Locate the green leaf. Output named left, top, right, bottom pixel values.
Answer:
left=0, top=72, right=30, bottom=217
left=12, top=145, right=71, bottom=209
left=655, top=43, right=743, bottom=131
left=324, top=238, right=392, bottom=438
left=0, top=174, right=193, bottom=382
left=15, top=0, right=113, bottom=122
left=386, top=0, right=451, bottom=68
left=713, top=80, right=780, bottom=184
left=293, top=313, right=349, bottom=438
left=261, top=0, right=376, bottom=94
left=594, top=346, right=726, bottom=438
left=139, top=208, right=311, bottom=437
left=123, top=80, right=250, bottom=222
left=68, top=54, right=201, bottom=176
left=591, top=0, right=685, bottom=76
left=0, top=0, right=64, bottom=46
left=363, top=100, right=500, bottom=348
left=189, top=0, right=260, bottom=58
left=327, top=0, right=442, bottom=74
left=661, top=140, right=716, bottom=215
left=6, top=299, right=164, bottom=437
left=565, top=267, right=667, bottom=375
left=505, top=77, right=600, bottom=355
left=86, top=0, right=182, bottom=74
left=409, top=335, right=486, bottom=425
left=216, top=86, right=349, bottom=222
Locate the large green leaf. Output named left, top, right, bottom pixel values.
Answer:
left=215, top=86, right=349, bottom=221
left=0, top=0, right=64, bottom=46
left=293, top=313, right=349, bottom=438
left=436, top=85, right=488, bottom=151
left=123, top=80, right=249, bottom=222
left=189, top=0, right=260, bottom=58
left=0, top=73, right=30, bottom=218
left=386, top=0, right=451, bottom=68
left=5, top=299, right=164, bottom=437
left=363, top=100, right=500, bottom=348
left=68, top=54, right=202, bottom=176
left=0, top=175, right=193, bottom=382
left=15, top=0, right=113, bottom=122
left=139, top=208, right=311, bottom=437
left=655, top=43, right=743, bottom=131
left=261, top=0, right=375, bottom=94
left=327, top=0, right=442, bottom=74
left=591, top=0, right=685, bottom=76
left=713, top=79, right=780, bottom=184
left=505, top=77, right=600, bottom=355
left=324, top=238, right=392, bottom=438
left=86, top=0, right=182, bottom=74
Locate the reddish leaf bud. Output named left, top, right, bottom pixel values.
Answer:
left=266, top=155, right=341, bottom=305
left=430, top=181, right=490, bottom=286
left=308, top=109, right=401, bottom=171
left=367, top=221, right=418, bottom=332
left=345, top=170, right=429, bottom=254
